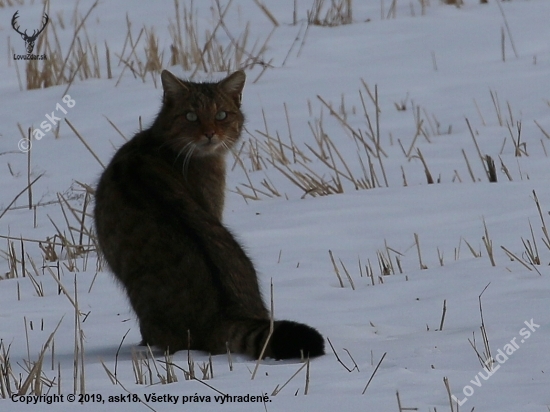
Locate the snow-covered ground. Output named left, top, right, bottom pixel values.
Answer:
left=1, top=1, right=550, bottom=411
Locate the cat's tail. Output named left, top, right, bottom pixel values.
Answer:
left=222, top=319, right=325, bottom=360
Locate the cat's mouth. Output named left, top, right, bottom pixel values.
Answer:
left=196, top=135, right=227, bottom=154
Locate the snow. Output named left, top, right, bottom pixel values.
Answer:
left=1, top=0, right=550, bottom=411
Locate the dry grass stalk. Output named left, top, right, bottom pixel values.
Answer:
left=99, top=359, right=117, bottom=385
left=65, top=118, right=105, bottom=168
left=99, top=327, right=125, bottom=385
left=532, top=190, right=550, bottom=251
left=473, top=98, right=487, bottom=126
left=271, top=362, right=308, bottom=396
left=508, top=121, right=528, bottom=157
left=461, top=149, right=477, bottom=182
left=443, top=0, right=463, bottom=5
left=199, top=355, right=214, bottom=380
left=144, top=345, right=171, bottom=383
left=234, top=90, right=397, bottom=200
left=169, top=0, right=273, bottom=78
left=186, top=331, right=195, bottom=381
left=44, top=216, right=89, bottom=272
left=465, top=118, right=492, bottom=182
left=501, top=27, right=506, bottom=62
left=105, top=41, right=112, bottom=79
left=116, top=21, right=164, bottom=85
left=308, top=0, right=352, bottom=26
left=24, top=254, right=44, bottom=297
left=413, top=104, right=432, bottom=143
left=115, top=16, right=145, bottom=84
left=377, top=251, right=391, bottom=276
left=39, top=235, right=60, bottom=262
left=414, top=148, right=434, bottom=184
left=317, top=94, right=375, bottom=155
left=144, top=28, right=163, bottom=80
left=414, top=233, right=427, bottom=270
left=485, top=155, right=497, bottom=182
left=25, top=1, right=100, bottom=90
left=338, top=258, right=355, bottom=290
left=437, top=247, right=444, bottom=266
left=225, top=342, right=233, bottom=372
left=56, top=191, right=95, bottom=256
left=365, top=259, right=375, bottom=285
left=482, top=218, right=496, bottom=266
left=0, top=174, right=45, bottom=222
left=30, top=266, right=86, bottom=394
left=495, top=0, right=519, bottom=59
left=251, top=279, right=274, bottom=379
left=443, top=376, right=456, bottom=412
left=499, top=156, right=513, bottom=181
left=469, top=283, right=493, bottom=370
left=384, top=0, right=397, bottom=19
left=253, top=0, right=279, bottom=26
left=521, top=220, right=541, bottom=267
left=396, top=390, right=418, bottom=411
left=163, top=352, right=178, bottom=383
left=500, top=245, right=533, bottom=271
left=361, top=352, right=386, bottom=394
left=304, top=356, right=310, bottom=395
left=405, top=117, right=424, bottom=159
left=359, top=81, right=389, bottom=186
left=0, top=340, right=15, bottom=398
left=534, top=120, right=550, bottom=140
left=2, top=240, right=19, bottom=279
left=395, top=256, right=403, bottom=274
left=328, top=250, right=344, bottom=287
left=384, top=242, right=401, bottom=275
left=462, top=237, right=481, bottom=258
left=490, top=89, right=504, bottom=126
left=540, top=139, right=548, bottom=157
left=326, top=338, right=357, bottom=373
left=17, top=317, right=64, bottom=396
left=19, top=0, right=273, bottom=89
left=282, top=24, right=306, bottom=67
left=438, top=299, right=447, bottom=331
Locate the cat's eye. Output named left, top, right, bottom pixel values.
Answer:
left=186, top=112, right=198, bottom=122
left=215, top=111, right=227, bottom=121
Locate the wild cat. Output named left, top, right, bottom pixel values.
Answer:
left=93, top=70, right=325, bottom=359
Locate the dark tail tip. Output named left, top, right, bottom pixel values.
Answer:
left=270, top=320, right=325, bottom=360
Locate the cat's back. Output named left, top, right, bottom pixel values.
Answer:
left=94, top=130, right=184, bottom=279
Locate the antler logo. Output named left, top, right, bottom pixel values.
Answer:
left=11, top=11, right=49, bottom=54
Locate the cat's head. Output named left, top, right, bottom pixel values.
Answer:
left=157, top=70, right=246, bottom=158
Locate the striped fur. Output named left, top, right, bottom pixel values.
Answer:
left=94, top=70, right=324, bottom=359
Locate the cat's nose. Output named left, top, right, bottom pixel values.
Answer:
left=204, top=131, right=215, bottom=140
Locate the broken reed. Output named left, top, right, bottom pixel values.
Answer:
left=16, top=0, right=273, bottom=90
left=234, top=83, right=533, bottom=202
left=14, top=5, right=539, bottom=199
left=0, top=180, right=98, bottom=290
left=1, top=274, right=95, bottom=398
left=308, top=0, right=353, bottom=27
left=499, top=190, right=550, bottom=274
left=0, top=318, right=63, bottom=398
left=326, top=204, right=550, bottom=289
left=468, top=283, right=493, bottom=371
left=233, top=82, right=394, bottom=201
left=18, top=0, right=102, bottom=90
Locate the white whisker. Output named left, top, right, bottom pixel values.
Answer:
left=182, top=144, right=196, bottom=176
left=175, top=141, right=194, bottom=162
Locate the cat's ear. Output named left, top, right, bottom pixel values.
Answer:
left=219, top=70, right=246, bottom=107
left=161, top=70, right=188, bottom=101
